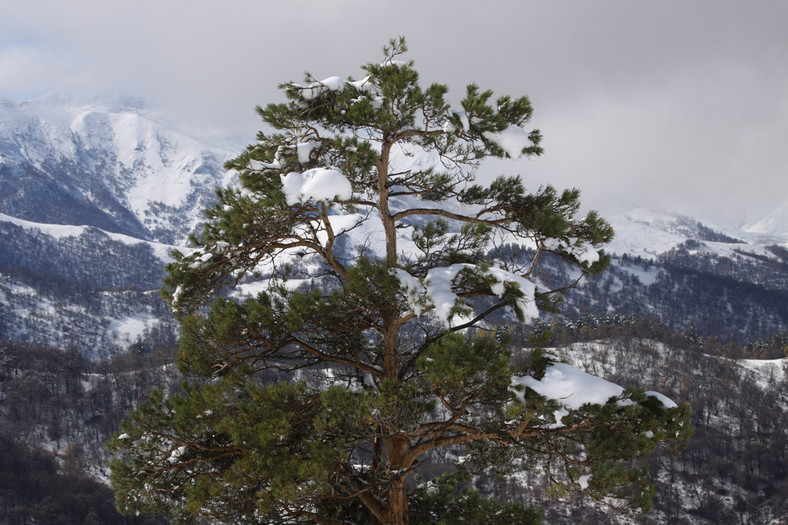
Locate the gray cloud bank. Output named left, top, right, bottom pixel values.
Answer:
left=2, top=0, right=787, bottom=227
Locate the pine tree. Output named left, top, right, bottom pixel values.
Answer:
left=109, top=38, right=691, bottom=524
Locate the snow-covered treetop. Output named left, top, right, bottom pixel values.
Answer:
left=166, top=39, right=612, bottom=332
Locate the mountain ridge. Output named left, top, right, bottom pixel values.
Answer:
left=0, top=94, right=237, bottom=245
left=0, top=95, right=786, bottom=356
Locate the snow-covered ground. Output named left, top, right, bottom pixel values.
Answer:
left=0, top=212, right=177, bottom=261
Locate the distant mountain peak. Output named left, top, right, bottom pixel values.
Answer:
left=602, top=208, right=747, bottom=258
left=743, top=203, right=788, bottom=242
left=0, top=94, right=238, bottom=245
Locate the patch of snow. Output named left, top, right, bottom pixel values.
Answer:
left=106, top=313, right=160, bottom=343
left=644, top=390, right=678, bottom=408
left=484, top=266, right=539, bottom=320
left=0, top=212, right=176, bottom=261
left=293, top=76, right=347, bottom=100
left=737, top=358, right=788, bottom=391
left=296, top=141, right=320, bottom=164
left=390, top=268, right=426, bottom=315
left=743, top=203, right=788, bottom=241
left=280, top=168, right=353, bottom=205
left=615, top=261, right=661, bottom=286
left=392, top=263, right=539, bottom=328
left=348, top=75, right=380, bottom=95
left=424, top=264, right=473, bottom=327
left=603, top=210, right=687, bottom=259
left=578, top=474, right=592, bottom=490
left=545, top=237, right=599, bottom=265
left=513, top=359, right=678, bottom=426
left=168, top=445, right=187, bottom=464
left=514, top=362, right=626, bottom=411
left=454, top=111, right=470, bottom=131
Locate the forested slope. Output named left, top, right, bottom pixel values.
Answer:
left=2, top=325, right=785, bottom=524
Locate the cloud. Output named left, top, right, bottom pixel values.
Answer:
left=1, top=0, right=787, bottom=226
left=0, top=46, right=54, bottom=97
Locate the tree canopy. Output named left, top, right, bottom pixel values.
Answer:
left=109, top=38, right=691, bottom=524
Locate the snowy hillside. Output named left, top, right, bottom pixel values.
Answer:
left=0, top=93, right=237, bottom=245
left=0, top=94, right=236, bottom=356
left=743, top=202, right=788, bottom=242
left=0, top=94, right=785, bottom=355
left=0, top=213, right=181, bottom=358
left=535, top=338, right=788, bottom=524
left=603, top=208, right=782, bottom=258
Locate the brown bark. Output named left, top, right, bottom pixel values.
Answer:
left=383, top=435, right=410, bottom=525
left=377, top=142, right=397, bottom=268
left=385, top=478, right=409, bottom=525
left=375, top=136, right=412, bottom=524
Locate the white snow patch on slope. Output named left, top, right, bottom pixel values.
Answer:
left=737, top=358, right=788, bottom=391
left=743, top=203, right=788, bottom=241
left=604, top=209, right=688, bottom=258
left=108, top=112, right=213, bottom=211
left=0, top=212, right=177, bottom=261
left=106, top=314, right=160, bottom=343
left=614, top=261, right=661, bottom=286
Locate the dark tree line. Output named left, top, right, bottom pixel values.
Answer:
left=0, top=341, right=175, bottom=524
left=0, top=433, right=165, bottom=525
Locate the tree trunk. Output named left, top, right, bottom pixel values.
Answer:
left=386, top=478, right=409, bottom=525
left=384, top=435, right=410, bottom=524
left=379, top=138, right=409, bottom=524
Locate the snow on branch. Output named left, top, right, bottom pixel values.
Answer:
left=512, top=361, right=678, bottom=428
left=280, top=168, right=353, bottom=205
left=293, top=76, right=347, bottom=100
left=391, top=263, right=539, bottom=327
left=544, top=237, right=600, bottom=265
left=291, top=75, right=382, bottom=100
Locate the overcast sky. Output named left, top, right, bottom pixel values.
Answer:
left=2, top=0, right=786, bottom=228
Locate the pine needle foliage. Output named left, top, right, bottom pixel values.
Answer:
left=109, top=38, right=690, bottom=524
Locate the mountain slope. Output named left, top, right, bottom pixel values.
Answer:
left=560, top=209, right=788, bottom=342
left=0, top=95, right=237, bottom=357
left=2, top=335, right=785, bottom=524
left=0, top=214, right=178, bottom=358
left=0, top=93, right=236, bottom=244
left=1, top=95, right=786, bottom=355
left=744, top=202, right=788, bottom=242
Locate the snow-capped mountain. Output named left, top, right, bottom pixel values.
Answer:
left=550, top=207, right=787, bottom=342
left=603, top=208, right=746, bottom=258
left=743, top=202, right=788, bottom=242
left=0, top=94, right=239, bottom=356
left=0, top=92, right=237, bottom=245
